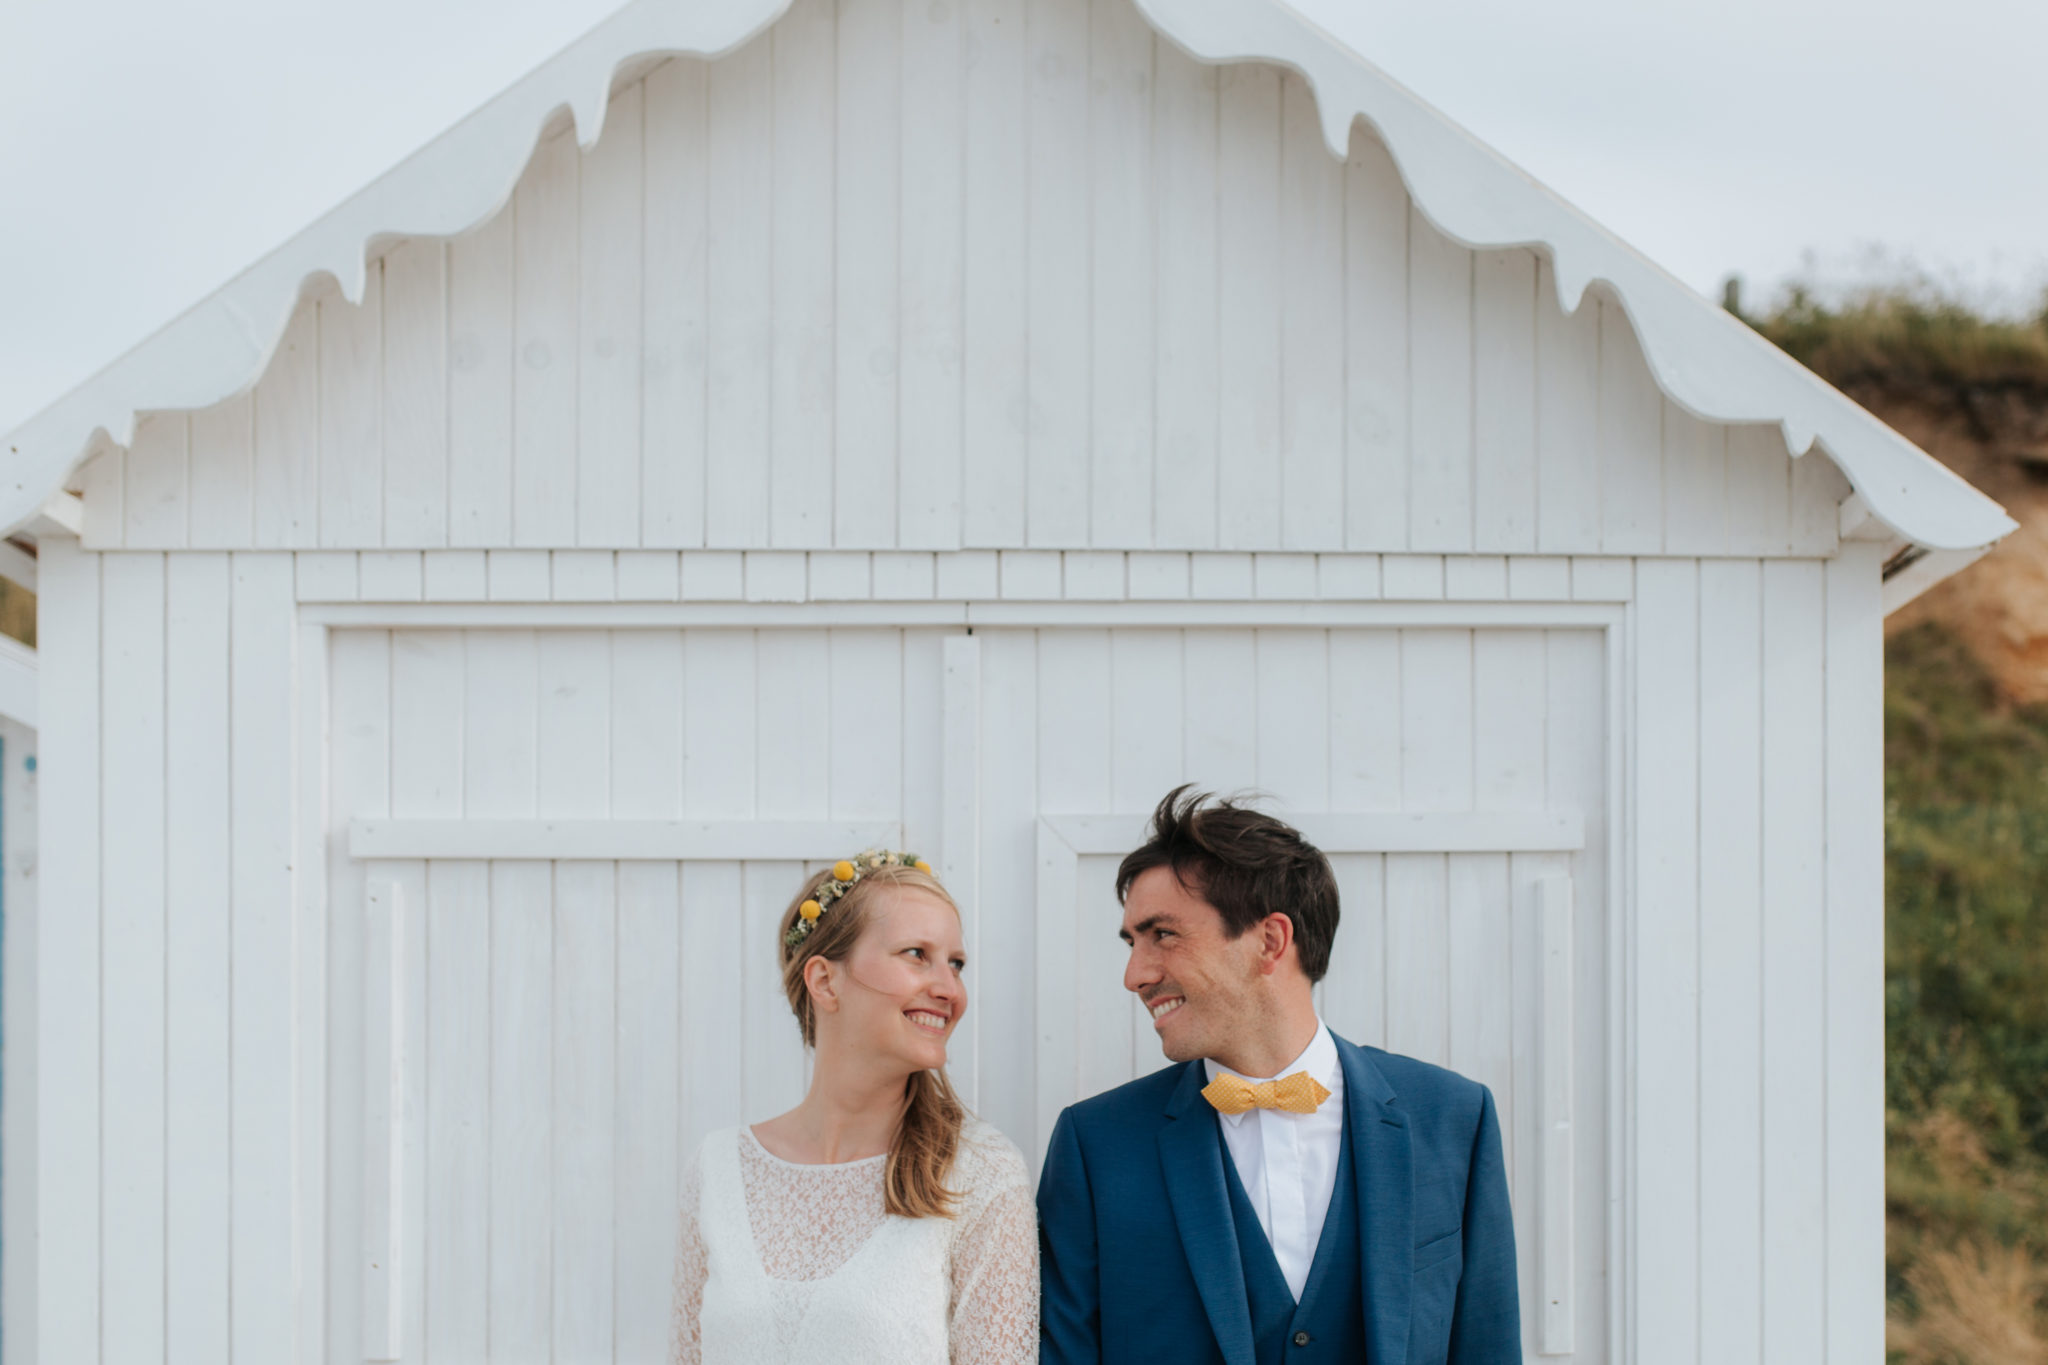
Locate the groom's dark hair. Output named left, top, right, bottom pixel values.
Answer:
left=1116, top=785, right=1340, bottom=983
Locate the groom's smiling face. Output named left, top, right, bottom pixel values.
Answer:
left=1119, top=864, right=1268, bottom=1064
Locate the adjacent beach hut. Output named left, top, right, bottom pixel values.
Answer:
left=0, top=0, right=2015, bottom=1360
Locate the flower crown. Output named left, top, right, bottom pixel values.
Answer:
left=784, top=848, right=935, bottom=948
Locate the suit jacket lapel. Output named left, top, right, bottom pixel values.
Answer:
left=1159, top=1061, right=1257, bottom=1365
left=1338, top=1034, right=1414, bottom=1365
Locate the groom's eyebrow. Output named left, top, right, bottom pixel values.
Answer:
left=1122, top=914, right=1174, bottom=942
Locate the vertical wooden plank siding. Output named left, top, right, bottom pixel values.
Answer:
left=324, top=631, right=390, bottom=1363
left=961, top=0, right=1028, bottom=548
left=833, top=0, right=898, bottom=546
left=424, top=871, right=493, bottom=1360
left=124, top=414, right=189, bottom=548
left=1473, top=250, right=1538, bottom=551
left=1661, top=402, right=1727, bottom=556
left=898, top=0, right=965, bottom=548
left=0, top=713, right=41, bottom=1365
left=101, top=555, right=169, bottom=1365
left=253, top=301, right=320, bottom=547
left=1697, top=559, right=1765, bottom=1362
left=164, top=553, right=233, bottom=1365
left=974, top=629, right=1038, bottom=1141
left=1216, top=64, right=1282, bottom=548
left=513, top=131, right=580, bottom=547
left=642, top=59, right=711, bottom=548
left=1407, top=211, right=1474, bottom=552
left=320, top=265, right=385, bottom=547
left=229, top=553, right=297, bottom=1364
left=447, top=209, right=517, bottom=548
left=706, top=40, right=774, bottom=547
left=771, top=0, right=838, bottom=547
left=1089, top=2, right=1156, bottom=547
left=1151, top=44, right=1219, bottom=549
left=1598, top=301, right=1664, bottom=554
left=1825, top=545, right=1885, bottom=1364
left=188, top=394, right=255, bottom=548
left=36, top=539, right=100, bottom=1364
left=381, top=239, right=451, bottom=548
left=1633, top=559, right=1700, bottom=1356
left=1343, top=132, right=1408, bottom=550
left=1024, top=0, right=1091, bottom=547
left=1534, top=264, right=1599, bottom=554
left=578, top=81, right=646, bottom=548
left=1725, top=425, right=1792, bottom=556
left=1761, top=560, right=1828, bottom=1362
left=1278, top=73, right=1344, bottom=550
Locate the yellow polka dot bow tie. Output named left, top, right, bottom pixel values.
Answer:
left=1201, top=1070, right=1332, bottom=1116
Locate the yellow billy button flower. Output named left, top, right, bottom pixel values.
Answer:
left=915, top=860, right=933, bottom=874
left=800, top=899, right=823, bottom=921
left=833, top=860, right=856, bottom=882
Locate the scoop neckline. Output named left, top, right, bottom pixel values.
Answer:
left=741, top=1124, right=890, bottom=1170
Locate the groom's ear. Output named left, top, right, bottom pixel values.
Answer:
left=1252, top=912, right=1299, bottom=976
left=805, top=955, right=842, bottom=1013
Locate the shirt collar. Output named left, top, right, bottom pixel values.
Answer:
left=1202, top=1018, right=1341, bottom=1123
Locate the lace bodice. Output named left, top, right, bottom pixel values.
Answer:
left=671, top=1115, right=1038, bottom=1364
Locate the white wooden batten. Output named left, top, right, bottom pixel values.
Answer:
left=0, top=0, right=2014, bottom=571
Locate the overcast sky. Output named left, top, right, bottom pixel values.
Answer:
left=2, top=0, right=2043, bottom=436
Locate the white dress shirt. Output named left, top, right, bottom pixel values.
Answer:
left=1202, top=1019, right=1345, bottom=1302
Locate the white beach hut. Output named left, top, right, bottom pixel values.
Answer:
left=0, top=0, right=2016, bottom=1361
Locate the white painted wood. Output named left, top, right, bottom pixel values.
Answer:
left=253, top=300, right=319, bottom=547
left=1025, top=0, right=1091, bottom=548
left=0, top=634, right=34, bottom=733
left=1217, top=63, right=1282, bottom=548
left=1661, top=402, right=1726, bottom=556
left=422, top=859, right=491, bottom=1359
left=1344, top=127, right=1407, bottom=550
left=296, top=549, right=359, bottom=601
left=772, top=0, right=837, bottom=548
left=961, top=0, right=1028, bottom=549
left=898, top=0, right=965, bottom=549
left=189, top=393, right=255, bottom=547
left=448, top=209, right=517, bottom=547
left=1598, top=300, right=1664, bottom=554
left=359, top=550, right=425, bottom=602
left=35, top=539, right=98, bottom=1363
left=1279, top=72, right=1344, bottom=550
left=1153, top=43, right=1219, bottom=549
left=1824, top=545, right=1885, bottom=1364
left=80, top=446, right=123, bottom=548
left=320, top=266, right=385, bottom=547
left=1473, top=251, right=1538, bottom=553
left=360, top=872, right=404, bottom=1361
left=551, top=858, right=616, bottom=1361
left=381, top=239, right=450, bottom=548
left=1409, top=210, right=1474, bottom=553
left=1726, top=423, right=1792, bottom=555
left=229, top=553, right=297, bottom=1363
left=1091, top=2, right=1157, bottom=548
left=642, top=58, right=710, bottom=548
left=1761, top=559, right=1827, bottom=1363
left=487, top=858, right=553, bottom=1358
left=941, top=632, right=982, bottom=1102
left=1633, top=559, right=1700, bottom=1354
left=513, top=130, right=580, bottom=548
left=1537, top=874, right=1575, bottom=1355
left=708, top=38, right=774, bottom=548
left=832, top=0, right=897, bottom=548
left=161, top=554, right=232, bottom=1365
left=613, top=859, right=681, bottom=1359
left=1535, top=263, right=1599, bottom=554
left=1697, top=557, right=1763, bottom=1364
left=125, top=412, right=189, bottom=547
left=579, top=81, right=645, bottom=549
left=0, top=711, right=39, bottom=1365
left=102, top=553, right=168, bottom=1365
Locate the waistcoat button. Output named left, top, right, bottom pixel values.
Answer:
left=1293, top=1331, right=1312, bottom=1346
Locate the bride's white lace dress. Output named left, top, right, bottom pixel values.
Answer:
left=670, top=1114, right=1039, bottom=1364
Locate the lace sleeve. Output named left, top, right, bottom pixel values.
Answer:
left=670, top=1150, right=706, bottom=1365
left=948, top=1178, right=1040, bottom=1365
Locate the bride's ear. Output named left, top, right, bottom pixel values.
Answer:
left=804, top=955, right=841, bottom=1015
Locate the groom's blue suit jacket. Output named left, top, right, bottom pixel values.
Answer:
left=1037, top=1031, right=1520, bottom=1365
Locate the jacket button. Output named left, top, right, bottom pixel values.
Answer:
left=1293, top=1331, right=1312, bottom=1346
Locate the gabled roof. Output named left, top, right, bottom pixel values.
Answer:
left=0, top=0, right=2015, bottom=555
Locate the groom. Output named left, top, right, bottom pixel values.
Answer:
left=1037, top=787, right=1519, bottom=1364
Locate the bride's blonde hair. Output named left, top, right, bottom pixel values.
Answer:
left=777, top=864, right=965, bottom=1218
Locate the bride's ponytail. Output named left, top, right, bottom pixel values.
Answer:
left=777, top=863, right=966, bottom=1218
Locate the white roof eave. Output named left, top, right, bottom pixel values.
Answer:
left=0, top=0, right=2017, bottom=554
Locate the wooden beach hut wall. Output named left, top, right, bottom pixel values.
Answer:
left=0, top=0, right=2015, bottom=1360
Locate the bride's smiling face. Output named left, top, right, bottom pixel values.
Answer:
left=812, top=887, right=967, bottom=1073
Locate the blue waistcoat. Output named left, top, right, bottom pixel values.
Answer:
left=1220, top=1116, right=1368, bottom=1365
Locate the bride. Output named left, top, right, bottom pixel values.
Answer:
left=671, top=851, right=1039, bottom=1363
